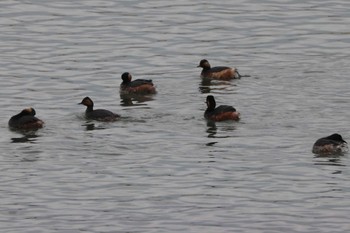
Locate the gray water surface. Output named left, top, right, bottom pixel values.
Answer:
left=1, top=0, right=350, bottom=232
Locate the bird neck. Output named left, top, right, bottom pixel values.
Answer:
left=85, top=105, right=94, bottom=113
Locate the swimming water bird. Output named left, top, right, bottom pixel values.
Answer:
left=120, top=72, right=156, bottom=95
left=204, top=95, right=240, bottom=121
left=9, top=107, right=44, bottom=130
left=312, top=133, right=348, bottom=155
left=79, top=97, right=120, bottom=121
left=197, top=59, right=241, bottom=80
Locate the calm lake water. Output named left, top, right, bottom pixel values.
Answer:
left=1, top=0, right=350, bottom=232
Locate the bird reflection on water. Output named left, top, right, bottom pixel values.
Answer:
left=198, top=78, right=235, bottom=94
left=120, top=93, right=155, bottom=107
left=11, top=133, right=39, bottom=143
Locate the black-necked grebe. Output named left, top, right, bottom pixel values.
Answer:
left=312, top=133, right=348, bottom=155
left=9, top=107, right=44, bottom=130
left=79, top=97, right=120, bottom=122
left=204, top=95, right=240, bottom=121
left=120, top=72, right=156, bottom=95
left=197, top=59, right=241, bottom=80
